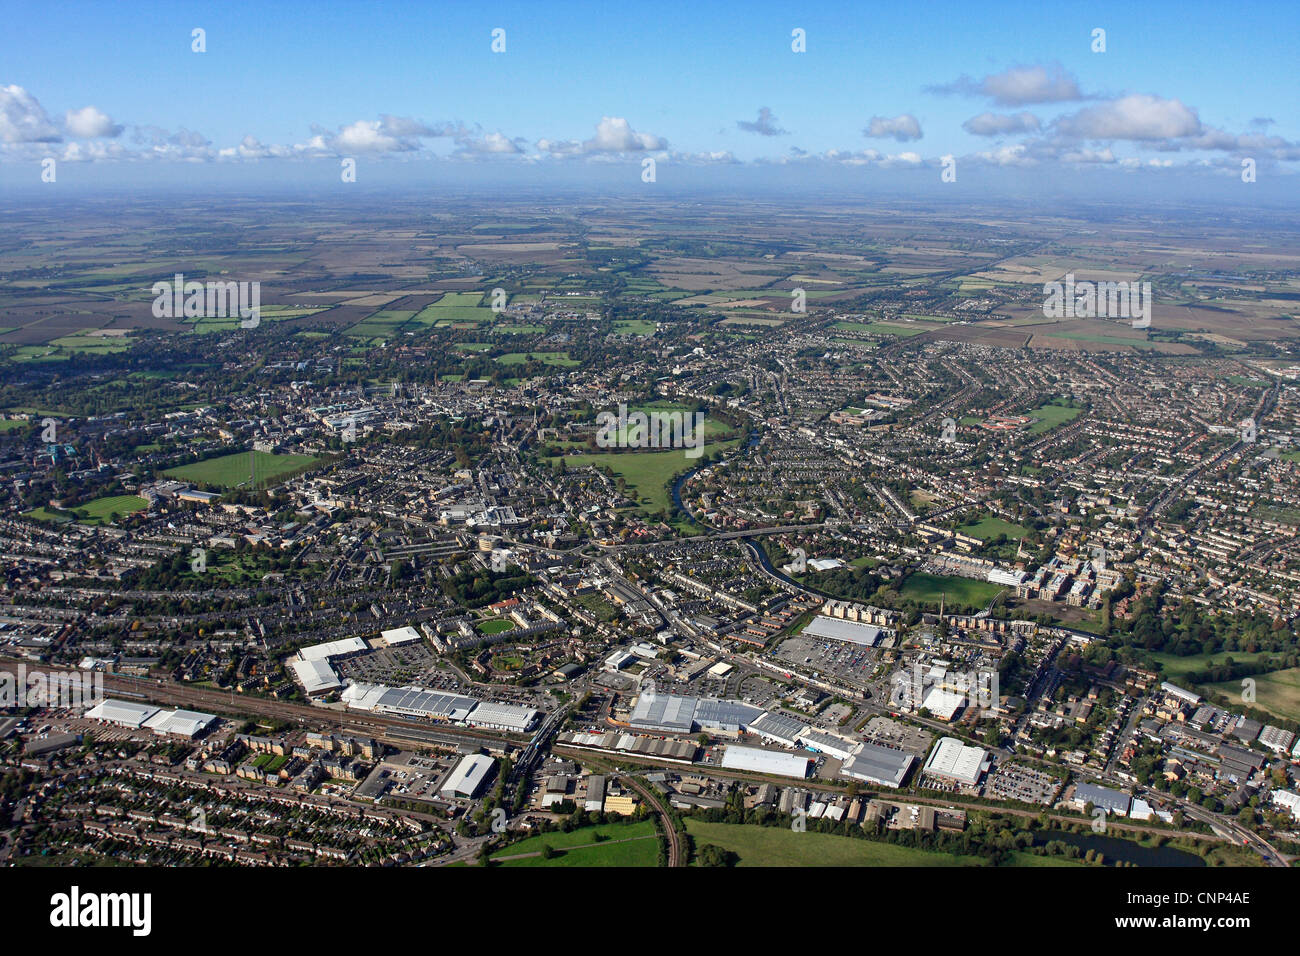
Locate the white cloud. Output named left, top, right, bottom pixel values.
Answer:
left=962, top=111, right=1041, bottom=136
left=455, top=131, right=524, bottom=154
left=64, top=105, right=122, bottom=139
left=1055, top=94, right=1201, bottom=141
left=931, top=64, right=1084, bottom=106
left=0, top=85, right=60, bottom=143
left=864, top=114, right=922, bottom=142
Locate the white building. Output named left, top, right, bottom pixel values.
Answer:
left=921, top=737, right=989, bottom=788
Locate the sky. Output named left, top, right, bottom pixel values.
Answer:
left=1, top=0, right=1297, bottom=200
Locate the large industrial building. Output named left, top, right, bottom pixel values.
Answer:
left=720, top=744, right=812, bottom=779
left=84, top=699, right=217, bottom=739
left=440, top=753, right=496, bottom=798
left=921, top=737, right=990, bottom=788
left=628, top=683, right=762, bottom=735
left=802, top=614, right=886, bottom=647
left=341, top=681, right=536, bottom=731
left=464, top=701, right=538, bottom=733
left=290, top=637, right=370, bottom=696
left=748, top=711, right=808, bottom=748
left=839, top=742, right=914, bottom=788
left=1073, top=781, right=1132, bottom=816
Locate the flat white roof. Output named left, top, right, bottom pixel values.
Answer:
left=84, top=699, right=159, bottom=728
left=297, top=637, right=369, bottom=663
left=803, top=615, right=883, bottom=647
left=923, top=737, right=987, bottom=786
left=378, top=626, right=422, bottom=646
left=921, top=685, right=967, bottom=721
left=441, top=753, right=495, bottom=797
left=720, top=744, right=811, bottom=779
left=291, top=658, right=341, bottom=693
left=144, top=708, right=217, bottom=737
left=464, top=701, right=537, bottom=731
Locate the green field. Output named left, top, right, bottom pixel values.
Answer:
left=957, top=516, right=1029, bottom=541
left=551, top=438, right=740, bottom=513
left=72, top=494, right=149, bottom=524
left=1150, top=649, right=1280, bottom=681
left=1207, top=668, right=1300, bottom=723
left=162, top=450, right=318, bottom=489
left=496, top=352, right=579, bottom=367
left=899, top=572, right=1004, bottom=608
left=477, top=619, right=515, bottom=636
left=1026, top=403, right=1083, bottom=434
left=683, top=820, right=1071, bottom=867
left=489, top=821, right=657, bottom=868
left=613, top=319, right=656, bottom=335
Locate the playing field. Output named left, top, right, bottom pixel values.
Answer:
left=683, top=821, right=1074, bottom=867
left=1026, top=403, right=1083, bottom=434
left=162, top=450, right=318, bottom=489
left=957, top=516, right=1029, bottom=541
left=1207, top=668, right=1300, bottom=723
left=899, top=572, right=1004, bottom=607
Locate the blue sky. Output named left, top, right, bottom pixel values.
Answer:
left=1, top=0, right=1297, bottom=196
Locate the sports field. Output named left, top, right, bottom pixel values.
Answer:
left=25, top=494, right=148, bottom=525
left=1026, top=403, right=1083, bottom=434
left=956, top=516, right=1029, bottom=541
left=162, top=450, right=318, bottom=489
left=899, top=572, right=1003, bottom=607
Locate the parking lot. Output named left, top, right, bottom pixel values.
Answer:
left=774, top=635, right=880, bottom=689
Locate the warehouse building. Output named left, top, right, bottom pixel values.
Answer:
left=797, top=728, right=858, bottom=761
left=839, top=742, right=914, bottom=788
left=464, top=701, right=538, bottom=733
left=376, top=626, right=423, bottom=647
left=802, top=615, right=885, bottom=647
left=84, top=699, right=217, bottom=739
left=1073, top=781, right=1131, bottom=816
left=290, top=636, right=370, bottom=696
left=921, top=737, right=989, bottom=788
left=144, top=708, right=218, bottom=739
left=342, top=682, right=478, bottom=722
left=440, top=753, right=496, bottom=798
left=83, top=698, right=159, bottom=729
left=748, top=711, right=808, bottom=748
left=628, top=682, right=762, bottom=735
left=720, top=744, right=812, bottom=779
